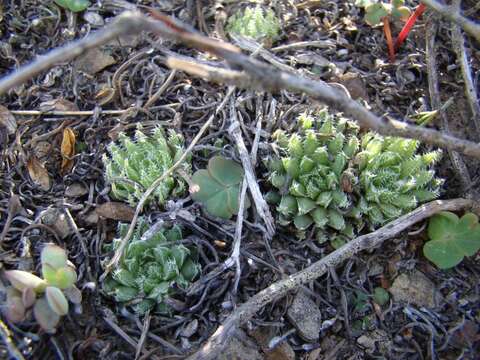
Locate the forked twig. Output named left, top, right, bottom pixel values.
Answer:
left=187, top=198, right=474, bottom=360
left=1, top=12, right=480, bottom=158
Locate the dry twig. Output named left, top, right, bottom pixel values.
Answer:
left=1, top=12, right=480, bottom=158
left=451, top=0, right=480, bottom=135
left=421, top=0, right=480, bottom=43
left=187, top=198, right=474, bottom=360
left=425, top=19, right=473, bottom=193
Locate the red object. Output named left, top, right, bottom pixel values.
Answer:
left=394, top=4, right=427, bottom=51
left=383, top=17, right=396, bottom=63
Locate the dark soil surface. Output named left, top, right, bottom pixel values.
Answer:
left=0, top=1, right=479, bottom=359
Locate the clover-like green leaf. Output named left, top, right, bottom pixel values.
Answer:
left=4, top=288, right=26, bottom=323
left=55, top=0, right=90, bottom=12
left=34, top=297, right=60, bottom=333
left=423, top=211, right=480, bottom=269
left=365, top=3, right=390, bottom=26
left=42, top=263, right=77, bottom=289
left=191, top=156, right=249, bottom=219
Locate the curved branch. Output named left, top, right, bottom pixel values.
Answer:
left=187, top=198, right=474, bottom=360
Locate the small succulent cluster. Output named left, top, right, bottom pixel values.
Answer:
left=103, top=218, right=200, bottom=314
left=424, top=211, right=480, bottom=269
left=191, top=156, right=249, bottom=219
left=266, top=109, right=442, bottom=246
left=103, top=126, right=191, bottom=206
left=355, top=0, right=411, bottom=26
left=3, top=245, right=81, bottom=333
left=226, top=5, right=281, bottom=44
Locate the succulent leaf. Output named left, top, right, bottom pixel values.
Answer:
left=34, top=297, right=60, bottom=333
left=226, top=5, right=281, bottom=44
left=41, top=244, right=67, bottom=270
left=45, top=287, right=69, bottom=316
left=267, top=109, right=442, bottom=246
left=5, top=270, right=47, bottom=293
left=103, top=126, right=191, bottom=206
left=104, top=219, right=200, bottom=314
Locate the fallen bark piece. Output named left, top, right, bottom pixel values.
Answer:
left=286, top=291, right=322, bottom=342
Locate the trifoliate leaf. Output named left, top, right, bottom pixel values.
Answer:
left=424, top=212, right=480, bottom=269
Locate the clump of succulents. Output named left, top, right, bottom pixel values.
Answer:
left=103, top=218, right=200, bottom=314
left=226, top=5, right=281, bottom=45
left=266, top=109, right=443, bottom=247
left=3, top=244, right=81, bottom=333
left=103, top=125, right=191, bottom=206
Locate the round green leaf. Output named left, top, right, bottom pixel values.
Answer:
left=208, top=156, right=244, bottom=186
left=41, top=244, right=67, bottom=270
left=191, top=169, right=224, bottom=202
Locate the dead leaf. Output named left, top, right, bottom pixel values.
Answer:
left=60, top=128, right=76, bottom=175
left=0, top=105, right=17, bottom=135
left=96, top=202, right=135, bottom=222
left=95, top=86, right=116, bottom=106
left=27, top=155, right=51, bottom=191
left=75, top=48, right=116, bottom=75
left=39, top=99, right=78, bottom=112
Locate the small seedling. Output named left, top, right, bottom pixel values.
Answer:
left=373, top=287, right=390, bottom=306
left=423, top=211, right=480, bottom=269
left=54, top=0, right=90, bottom=12
left=356, top=0, right=421, bottom=62
left=226, top=5, right=281, bottom=46
left=3, top=244, right=81, bottom=333
left=191, top=156, right=249, bottom=219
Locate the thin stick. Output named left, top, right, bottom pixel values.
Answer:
left=143, top=70, right=177, bottom=109
left=135, top=311, right=151, bottom=360
left=228, top=99, right=275, bottom=238
left=2, top=12, right=480, bottom=158
left=451, top=0, right=480, bottom=135
left=232, top=178, right=248, bottom=295
left=420, top=0, right=480, bottom=43
left=102, top=87, right=234, bottom=276
left=187, top=198, right=474, bottom=360
left=425, top=19, right=473, bottom=193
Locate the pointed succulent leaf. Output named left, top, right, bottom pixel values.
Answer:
left=265, top=191, right=281, bottom=204
left=297, top=197, right=317, bottom=215
left=5, top=270, right=47, bottom=293
left=328, top=209, right=346, bottom=231
left=282, top=157, right=300, bottom=178
left=294, top=214, right=314, bottom=230
left=41, top=244, right=67, bottom=270
left=45, top=287, right=69, bottom=316
left=115, top=286, right=138, bottom=302
left=181, top=258, right=200, bottom=281
left=316, top=191, right=333, bottom=207
left=311, top=207, right=328, bottom=228
left=34, top=297, right=60, bottom=333
left=424, top=212, right=480, bottom=269
left=278, top=195, right=298, bottom=216
left=270, top=171, right=286, bottom=189
left=289, top=180, right=307, bottom=197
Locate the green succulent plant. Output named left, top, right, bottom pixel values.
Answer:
left=54, top=0, right=90, bottom=12
left=226, top=5, right=281, bottom=44
left=423, top=211, right=480, bottom=269
left=103, top=126, right=191, bottom=206
left=191, top=156, right=249, bottom=219
left=266, top=109, right=443, bottom=245
left=3, top=244, right=81, bottom=333
left=103, top=218, right=200, bottom=314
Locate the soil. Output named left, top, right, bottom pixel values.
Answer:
left=0, top=1, right=479, bottom=359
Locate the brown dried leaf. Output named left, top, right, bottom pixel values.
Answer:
left=39, top=99, right=78, bottom=112
left=75, top=48, right=116, bottom=75
left=0, top=105, right=17, bottom=135
left=60, top=127, right=76, bottom=175
left=96, top=202, right=135, bottom=222
left=95, top=86, right=116, bottom=106
left=27, top=155, right=51, bottom=191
